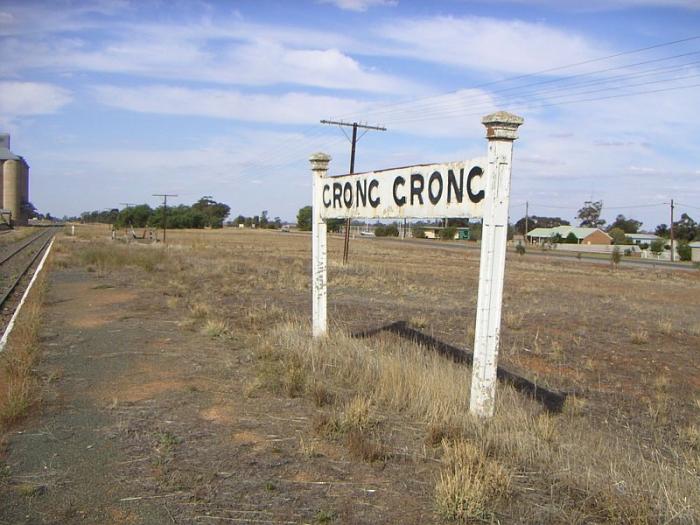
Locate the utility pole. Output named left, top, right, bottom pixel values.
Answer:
left=153, top=194, right=177, bottom=243
left=320, top=119, right=386, bottom=264
left=119, top=202, right=136, bottom=208
left=670, top=199, right=675, bottom=262
left=524, top=201, right=529, bottom=244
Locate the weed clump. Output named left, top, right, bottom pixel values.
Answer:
left=435, top=440, right=510, bottom=521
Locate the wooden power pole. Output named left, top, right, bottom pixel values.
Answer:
left=153, top=194, right=177, bottom=243
left=320, top=119, right=386, bottom=264
left=670, top=198, right=675, bottom=262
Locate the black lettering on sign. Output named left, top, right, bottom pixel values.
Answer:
left=410, top=174, right=424, bottom=205
left=428, top=171, right=443, bottom=205
left=356, top=179, right=367, bottom=207
left=393, top=176, right=406, bottom=206
left=369, top=179, right=380, bottom=208
left=333, top=183, right=342, bottom=208
left=323, top=184, right=331, bottom=207
left=467, top=166, right=485, bottom=203
left=343, top=182, right=353, bottom=207
left=447, top=169, right=463, bottom=203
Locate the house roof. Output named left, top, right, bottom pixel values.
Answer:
left=527, top=226, right=610, bottom=240
left=625, top=233, right=660, bottom=240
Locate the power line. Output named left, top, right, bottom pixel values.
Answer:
left=335, top=35, right=700, bottom=122
left=320, top=119, right=387, bottom=264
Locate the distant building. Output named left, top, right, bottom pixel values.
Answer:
left=0, top=134, right=30, bottom=226
left=526, top=226, right=611, bottom=245
left=625, top=233, right=660, bottom=246
left=690, top=241, right=700, bottom=263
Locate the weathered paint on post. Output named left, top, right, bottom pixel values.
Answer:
left=469, top=111, right=524, bottom=418
left=310, top=152, right=331, bottom=338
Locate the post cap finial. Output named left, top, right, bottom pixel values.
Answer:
left=482, top=111, right=524, bottom=141
left=309, top=152, right=331, bottom=172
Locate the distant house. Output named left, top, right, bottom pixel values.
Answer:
left=420, top=226, right=470, bottom=240
left=690, top=241, right=700, bottom=262
left=526, top=226, right=612, bottom=245
left=625, top=233, right=660, bottom=246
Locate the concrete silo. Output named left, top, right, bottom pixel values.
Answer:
left=0, top=134, right=29, bottom=226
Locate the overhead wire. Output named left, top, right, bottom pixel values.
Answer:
left=230, top=34, right=700, bottom=178
left=333, top=34, right=700, bottom=122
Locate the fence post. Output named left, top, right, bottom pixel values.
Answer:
left=470, top=111, right=524, bottom=418
left=310, top=152, right=331, bottom=338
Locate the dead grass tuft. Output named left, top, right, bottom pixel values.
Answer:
left=435, top=439, right=510, bottom=521
left=346, top=429, right=388, bottom=462
left=630, top=328, right=649, bottom=345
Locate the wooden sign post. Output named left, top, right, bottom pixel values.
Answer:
left=310, top=111, right=523, bottom=418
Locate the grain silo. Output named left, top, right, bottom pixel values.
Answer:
left=0, top=134, right=30, bottom=226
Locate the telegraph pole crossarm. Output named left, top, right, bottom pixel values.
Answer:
left=320, top=119, right=387, bottom=264
left=152, top=193, right=178, bottom=243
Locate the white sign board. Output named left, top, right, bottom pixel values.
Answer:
left=310, top=111, right=524, bottom=419
left=319, top=160, right=486, bottom=220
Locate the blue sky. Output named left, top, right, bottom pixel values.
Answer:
left=1, top=0, right=699, bottom=228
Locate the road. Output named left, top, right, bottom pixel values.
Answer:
left=359, top=235, right=697, bottom=272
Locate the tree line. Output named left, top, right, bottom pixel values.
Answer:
left=78, top=196, right=231, bottom=229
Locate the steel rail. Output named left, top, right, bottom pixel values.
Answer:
left=0, top=229, right=52, bottom=266
left=0, top=230, right=56, bottom=310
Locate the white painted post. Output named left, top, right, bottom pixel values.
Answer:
left=470, top=111, right=524, bottom=418
left=310, top=152, right=331, bottom=338
left=71, top=225, right=75, bottom=236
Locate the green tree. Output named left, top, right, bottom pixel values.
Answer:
left=192, top=196, right=231, bottom=228
left=609, top=214, right=642, bottom=233
left=297, top=206, right=312, bottom=231
left=655, top=223, right=669, bottom=238
left=677, top=240, right=692, bottom=261
left=326, top=219, right=345, bottom=233
left=576, top=200, right=605, bottom=228
left=673, top=213, right=698, bottom=242
left=514, top=215, right=570, bottom=235
left=116, top=204, right=153, bottom=228
left=608, top=227, right=627, bottom=245
left=565, top=232, right=579, bottom=244
left=650, top=239, right=665, bottom=255
left=375, top=224, right=399, bottom=237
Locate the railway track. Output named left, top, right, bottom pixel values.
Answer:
left=0, top=228, right=57, bottom=337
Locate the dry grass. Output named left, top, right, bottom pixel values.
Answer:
left=0, top=273, right=47, bottom=429
left=435, top=439, right=510, bottom=521
left=258, top=322, right=700, bottom=522
left=630, top=327, right=649, bottom=344
left=59, top=227, right=700, bottom=522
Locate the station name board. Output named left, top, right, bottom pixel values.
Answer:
left=318, top=159, right=486, bottom=220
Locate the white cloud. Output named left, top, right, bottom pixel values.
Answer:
left=0, top=81, right=72, bottom=123
left=374, top=15, right=608, bottom=74
left=92, top=84, right=371, bottom=124
left=319, top=0, right=398, bottom=12
left=0, top=13, right=418, bottom=94
left=480, top=0, right=700, bottom=10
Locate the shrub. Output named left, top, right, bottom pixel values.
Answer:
left=439, top=227, right=457, bottom=240
left=611, top=246, right=622, bottom=266
left=375, top=224, right=399, bottom=237
left=650, top=239, right=665, bottom=255
left=565, top=232, right=579, bottom=244
left=677, top=240, right=691, bottom=262
left=515, top=244, right=525, bottom=256
left=412, top=227, right=426, bottom=239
